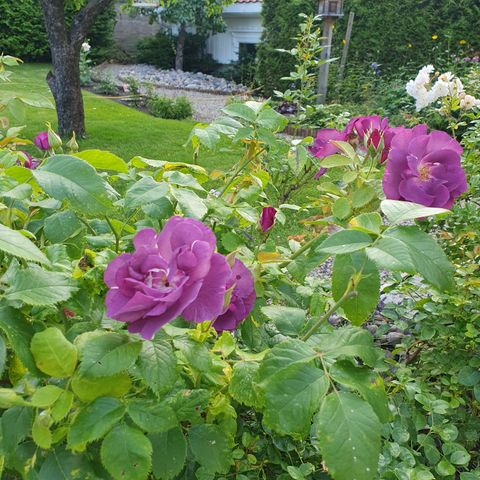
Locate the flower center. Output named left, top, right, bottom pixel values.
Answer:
left=418, top=164, right=430, bottom=181
left=145, top=268, right=170, bottom=289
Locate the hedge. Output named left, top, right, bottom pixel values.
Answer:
left=0, top=0, right=117, bottom=62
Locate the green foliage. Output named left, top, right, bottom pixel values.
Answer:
left=0, top=0, right=116, bottom=62
left=256, top=0, right=317, bottom=96
left=147, top=95, right=193, bottom=120
left=137, top=31, right=219, bottom=73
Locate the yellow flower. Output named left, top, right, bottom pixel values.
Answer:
left=408, top=43, right=413, bottom=48
left=459, top=39, right=467, bottom=45
left=342, top=39, right=346, bottom=45
left=432, top=35, right=438, bottom=40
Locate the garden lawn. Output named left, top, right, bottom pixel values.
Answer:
left=4, top=63, right=238, bottom=170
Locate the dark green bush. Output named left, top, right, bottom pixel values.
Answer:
left=256, top=0, right=317, bottom=97
left=0, top=0, right=116, bottom=62
left=136, top=31, right=218, bottom=74
left=147, top=95, right=193, bottom=120
left=334, top=0, right=480, bottom=76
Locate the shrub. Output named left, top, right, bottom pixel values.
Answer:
left=0, top=0, right=116, bottom=62
left=94, top=76, right=119, bottom=95
left=136, top=31, right=218, bottom=74
left=256, top=0, right=317, bottom=97
left=147, top=95, right=193, bottom=119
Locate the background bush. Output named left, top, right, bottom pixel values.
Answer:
left=0, top=0, right=117, bottom=62
left=256, top=0, right=317, bottom=97
left=136, top=31, right=218, bottom=74
left=147, top=95, right=193, bottom=119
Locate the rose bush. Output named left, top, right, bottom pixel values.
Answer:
left=0, top=56, right=478, bottom=480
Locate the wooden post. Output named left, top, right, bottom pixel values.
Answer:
left=317, top=16, right=334, bottom=104
left=338, top=11, right=355, bottom=80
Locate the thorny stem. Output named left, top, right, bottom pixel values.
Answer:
left=105, top=216, right=120, bottom=253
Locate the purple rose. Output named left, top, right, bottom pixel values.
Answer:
left=214, top=259, right=256, bottom=332
left=259, top=207, right=277, bottom=232
left=382, top=125, right=467, bottom=208
left=314, top=167, right=328, bottom=179
left=309, top=128, right=348, bottom=159
left=346, top=115, right=402, bottom=162
left=17, top=151, right=40, bottom=169
left=104, top=217, right=232, bottom=339
left=34, top=132, right=50, bottom=151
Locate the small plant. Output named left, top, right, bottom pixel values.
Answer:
left=79, top=41, right=92, bottom=86
left=147, top=95, right=193, bottom=120
left=94, top=76, right=118, bottom=96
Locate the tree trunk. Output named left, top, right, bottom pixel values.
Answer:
left=48, top=45, right=85, bottom=137
left=39, top=0, right=113, bottom=138
left=175, top=24, right=187, bottom=71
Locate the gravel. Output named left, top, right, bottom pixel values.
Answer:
left=92, top=63, right=251, bottom=122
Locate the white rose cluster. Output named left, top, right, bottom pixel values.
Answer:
left=81, top=42, right=91, bottom=53
left=406, top=65, right=480, bottom=111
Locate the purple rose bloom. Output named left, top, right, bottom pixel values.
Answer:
left=214, top=259, right=256, bottom=332
left=314, top=167, right=328, bottom=179
left=17, top=151, right=40, bottom=169
left=259, top=207, right=277, bottom=232
left=104, top=216, right=232, bottom=339
left=382, top=125, right=467, bottom=209
left=34, top=132, right=50, bottom=151
left=309, top=128, right=348, bottom=159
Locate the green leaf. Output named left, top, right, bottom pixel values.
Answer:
left=0, top=223, right=49, bottom=265
left=189, top=424, right=232, bottom=474
left=222, top=102, right=257, bottom=123
left=137, top=340, right=177, bottom=396
left=6, top=266, right=77, bottom=306
left=39, top=449, right=96, bottom=480
left=229, top=361, right=261, bottom=407
left=171, top=187, right=207, bottom=219
left=164, top=171, right=204, bottom=191
left=32, top=414, right=52, bottom=449
left=332, top=252, right=380, bottom=325
left=350, top=212, right=382, bottom=234
left=124, top=177, right=169, bottom=210
left=71, top=372, right=132, bottom=403
left=263, top=363, right=328, bottom=436
left=257, top=339, right=317, bottom=390
left=33, top=155, right=114, bottom=215
left=458, top=366, right=480, bottom=386
left=74, top=150, right=129, bottom=173
left=332, top=198, right=352, bottom=220
left=436, top=459, right=456, bottom=476
left=320, top=154, right=353, bottom=168
left=51, top=390, right=74, bottom=422
left=79, top=332, right=142, bottom=378
left=68, top=397, right=126, bottom=449
left=127, top=399, right=177, bottom=433
left=168, top=389, right=210, bottom=422
left=256, top=107, right=288, bottom=131
left=317, top=230, right=372, bottom=255
left=0, top=306, right=40, bottom=374
left=44, top=210, right=83, bottom=244
left=261, top=306, right=306, bottom=336
left=330, top=360, right=391, bottom=423
left=366, top=237, right=416, bottom=273
left=0, top=335, right=6, bottom=378
left=31, top=385, right=64, bottom=408
left=101, top=424, right=152, bottom=480
left=149, top=427, right=187, bottom=480
left=314, top=392, right=381, bottom=480
left=386, top=226, right=455, bottom=291
left=309, top=327, right=382, bottom=367
left=1, top=406, right=33, bottom=454
left=351, top=186, right=376, bottom=208
left=381, top=200, right=450, bottom=224
left=31, top=327, right=77, bottom=378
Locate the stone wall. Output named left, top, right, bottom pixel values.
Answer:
left=113, top=3, right=161, bottom=54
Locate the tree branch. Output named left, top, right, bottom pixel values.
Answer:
left=70, top=0, right=114, bottom=47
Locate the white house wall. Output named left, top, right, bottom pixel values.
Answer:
left=207, top=7, right=263, bottom=64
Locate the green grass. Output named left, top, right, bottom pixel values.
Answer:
left=4, top=63, right=238, bottom=170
